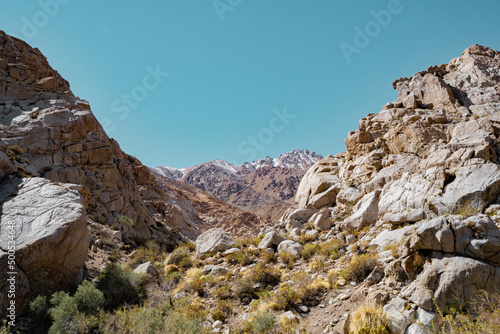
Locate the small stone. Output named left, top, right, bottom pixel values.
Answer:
left=338, top=293, right=350, bottom=301
left=298, top=305, right=310, bottom=313
left=282, top=311, right=297, bottom=321
left=213, top=320, right=223, bottom=329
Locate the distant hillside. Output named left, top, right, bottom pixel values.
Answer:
left=150, top=149, right=323, bottom=221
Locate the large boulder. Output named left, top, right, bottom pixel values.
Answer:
left=295, top=157, right=340, bottom=209
left=310, top=212, right=333, bottom=231
left=0, top=177, right=89, bottom=317
left=401, top=255, right=500, bottom=313
left=195, top=228, right=236, bottom=256
left=277, top=240, right=302, bottom=258
left=342, top=190, right=381, bottom=230
left=258, top=231, right=285, bottom=249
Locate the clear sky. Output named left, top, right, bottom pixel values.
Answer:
left=1, top=1, right=499, bottom=168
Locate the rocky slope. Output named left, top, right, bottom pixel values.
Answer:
left=151, top=149, right=323, bottom=221
left=0, top=31, right=263, bottom=320
left=275, top=44, right=500, bottom=333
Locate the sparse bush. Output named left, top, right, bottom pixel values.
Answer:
left=239, top=236, right=264, bottom=247
left=96, top=262, right=144, bottom=309
left=301, top=244, right=320, bottom=260
left=166, top=247, right=192, bottom=269
left=309, top=256, right=326, bottom=272
left=273, top=284, right=300, bottom=311
left=455, top=200, right=480, bottom=218
left=215, top=286, right=232, bottom=300
left=108, top=248, right=120, bottom=262
left=342, top=253, right=378, bottom=282
left=278, top=251, right=297, bottom=269
left=250, top=262, right=281, bottom=287
left=261, top=250, right=276, bottom=264
left=128, top=240, right=166, bottom=267
left=165, top=271, right=182, bottom=288
left=164, top=264, right=180, bottom=276
left=319, top=239, right=342, bottom=259
left=249, top=310, right=276, bottom=333
left=384, top=242, right=401, bottom=259
left=226, top=251, right=252, bottom=266
left=232, top=277, right=257, bottom=303
left=211, top=299, right=233, bottom=323
left=430, top=290, right=500, bottom=333
left=9, top=145, right=24, bottom=154
left=348, top=303, right=390, bottom=334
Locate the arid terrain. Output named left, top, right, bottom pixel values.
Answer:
left=2, top=29, right=500, bottom=334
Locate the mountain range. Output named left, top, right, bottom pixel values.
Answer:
left=150, top=149, right=323, bottom=221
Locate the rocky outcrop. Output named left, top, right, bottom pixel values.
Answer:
left=0, top=30, right=189, bottom=245
left=0, top=177, right=89, bottom=317
left=281, top=44, right=500, bottom=331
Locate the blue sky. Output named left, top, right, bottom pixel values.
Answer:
left=1, top=1, right=499, bottom=168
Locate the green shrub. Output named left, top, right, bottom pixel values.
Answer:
left=97, top=262, right=143, bottom=309
left=301, top=244, right=320, bottom=260
left=118, top=215, right=134, bottom=229
left=74, top=280, right=105, bottom=314
left=49, top=291, right=79, bottom=334
left=30, top=295, right=49, bottom=319
left=249, top=310, right=276, bottom=333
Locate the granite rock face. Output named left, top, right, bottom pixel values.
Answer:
left=283, top=44, right=500, bottom=332
left=0, top=178, right=89, bottom=317
left=0, top=30, right=184, bottom=244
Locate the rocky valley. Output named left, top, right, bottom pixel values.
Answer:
left=2, top=30, right=500, bottom=334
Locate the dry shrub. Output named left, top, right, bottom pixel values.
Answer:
left=165, top=247, right=192, bottom=269
left=309, top=255, right=327, bottom=272
left=432, top=290, right=500, bottom=334
left=301, top=244, right=320, bottom=260
left=455, top=200, right=480, bottom=218
left=250, top=262, right=281, bottom=287
left=278, top=251, right=297, bottom=269
left=232, top=276, right=257, bottom=303
left=319, top=239, right=342, bottom=259
left=348, top=303, right=390, bottom=334
left=342, top=253, right=378, bottom=282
